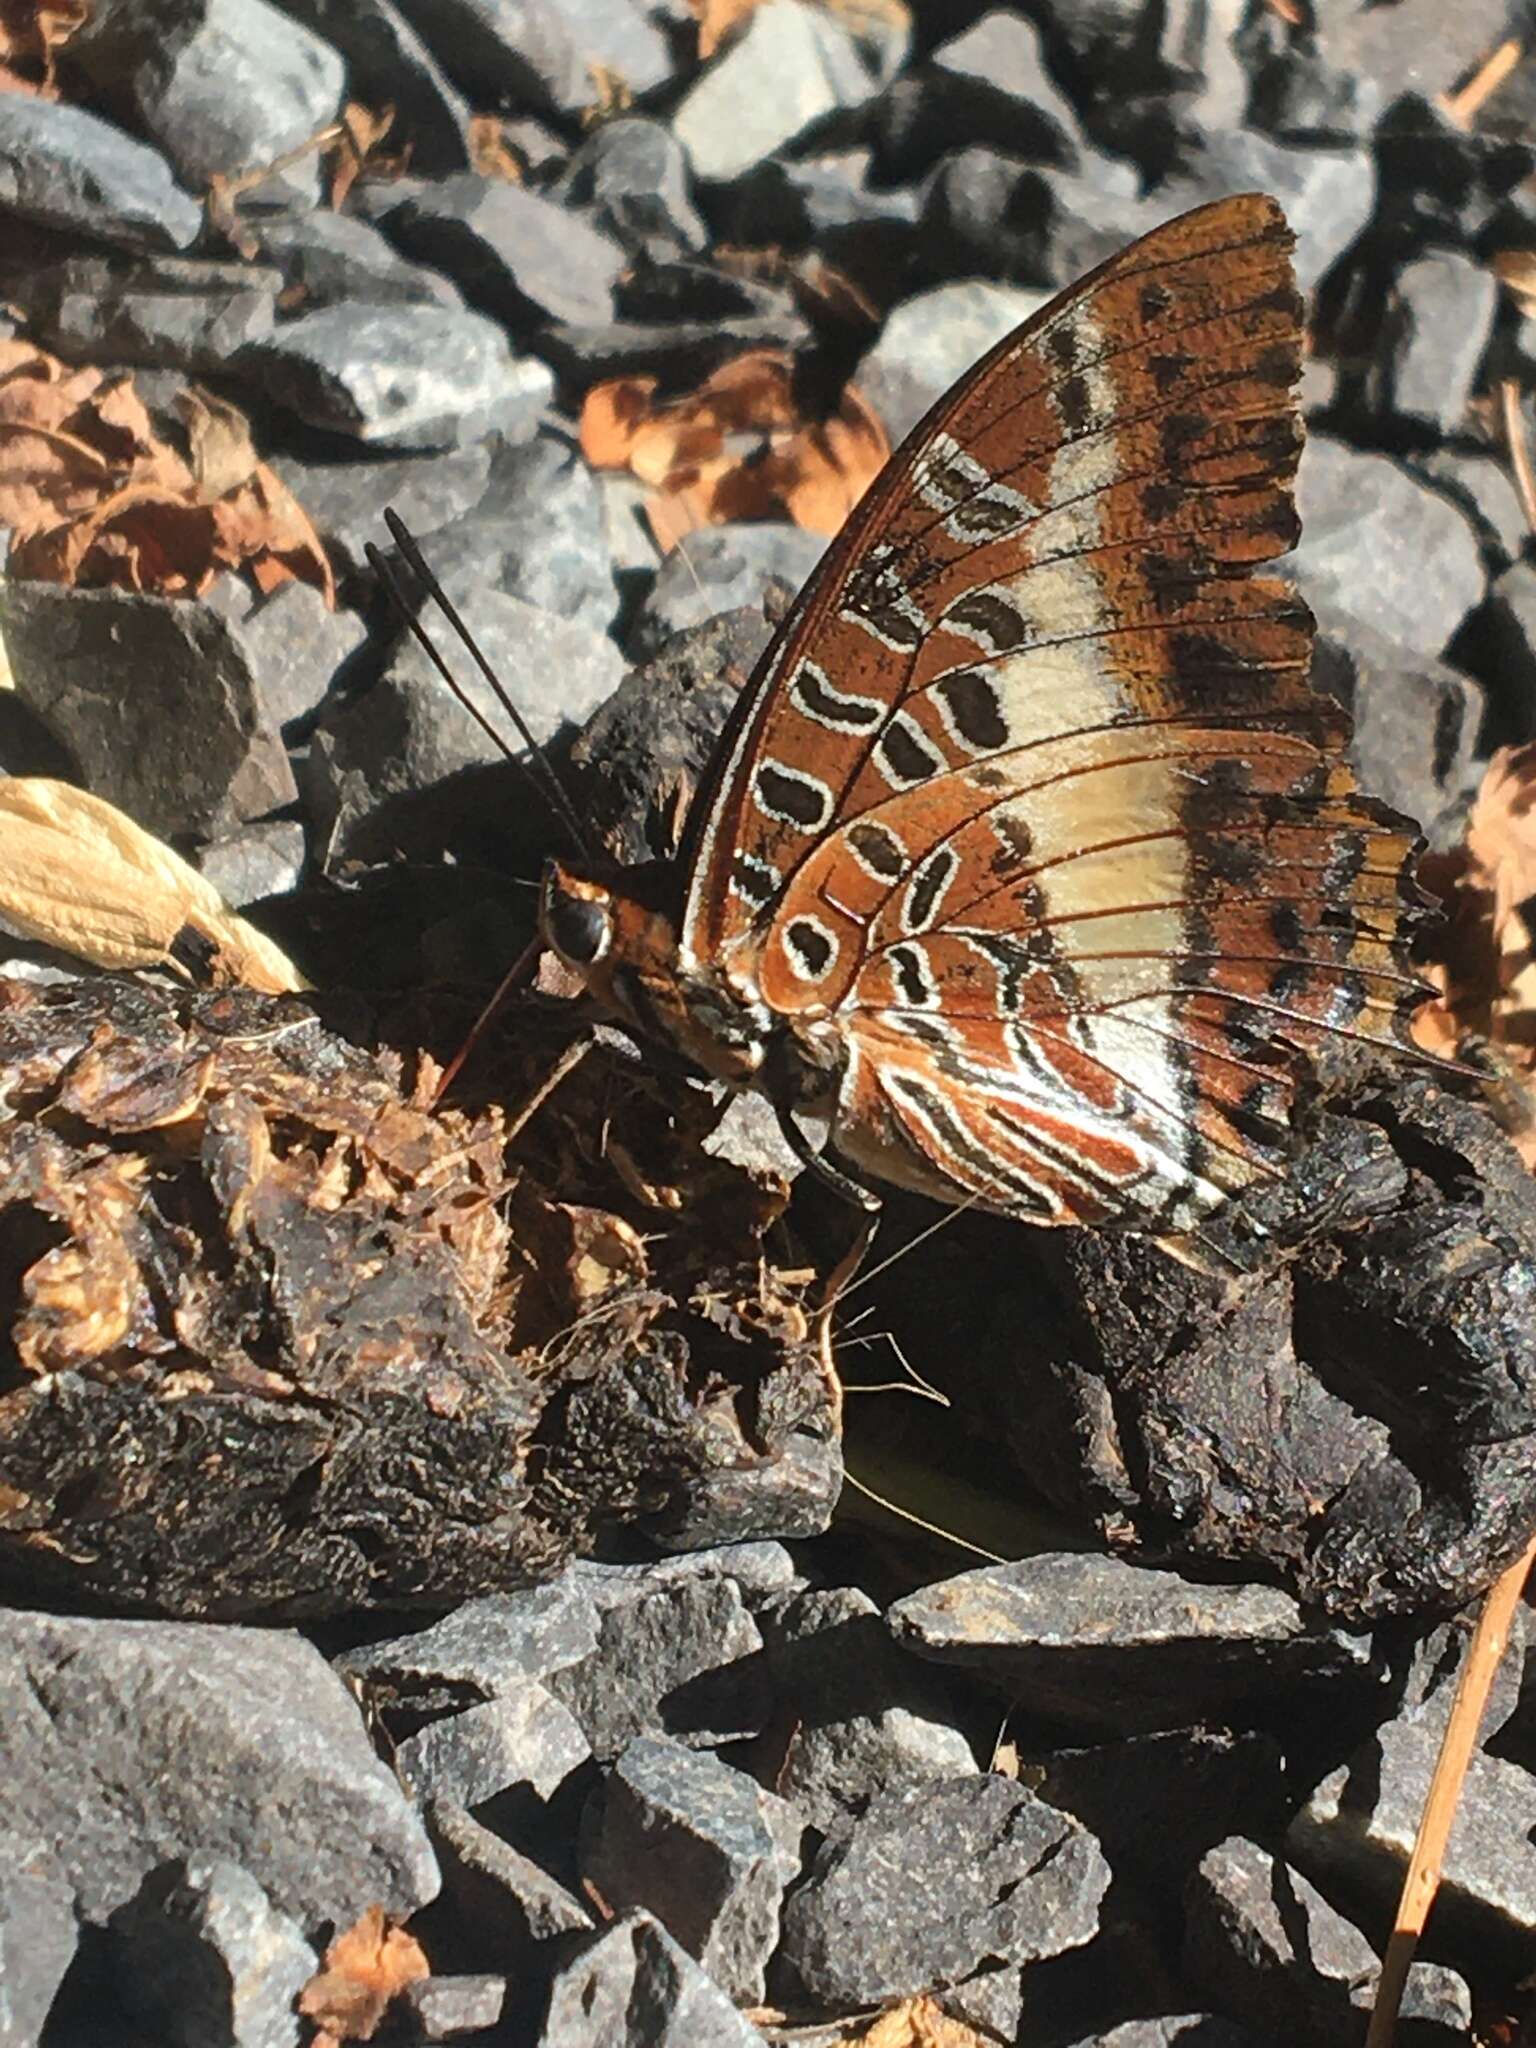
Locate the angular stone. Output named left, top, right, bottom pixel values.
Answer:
left=888, top=1554, right=1367, bottom=1735
left=1380, top=252, right=1497, bottom=435
left=540, top=0, right=672, bottom=99
left=870, top=10, right=1080, bottom=182
left=1062, top=2019, right=1262, bottom=2048
left=0, top=94, right=202, bottom=253
left=270, top=0, right=472, bottom=173
left=553, top=118, right=707, bottom=262
left=579, top=1736, right=801, bottom=2003
left=540, top=309, right=810, bottom=391
left=221, top=579, right=370, bottom=737
left=1290, top=1718, right=1536, bottom=1965
left=108, top=1856, right=315, bottom=2048
left=67, top=0, right=345, bottom=209
left=759, top=1585, right=977, bottom=1835
left=197, top=820, right=306, bottom=908
left=1459, top=559, right=1536, bottom=747
left=254, top=210, right=461, bottom=311
left=571, top=1542, right=802, bottom=1609
left=781, top=1774, right=1108, bottom=2005
left=672, top=0, right=878, bottom=182
left=629, top=525, right=826, bottom=660
left=547, top=1575, right=769, bottom=1761
left=266, top=441, right=495, bottom=589
left=238, top=302, right=552, bottom=449
left=400, top=1974, right=508, bottom=2041
left=0, top=1863, right=77, bottom=2048
left=1308, top=596, right=1483, bottom=832
left=395, top=1683, right=591, bottom=1807
left=916, top=152, right=1151, bottom=294
left=1245, top=39, right=1381, bottom=146
left=11, top=251, right=278, bottom=375
left=0, top=1612, right=437, bottom=1932
left=1186, top=1835, right=1471, bottom=2047
left=420, top=433, right=619, bottom=635
left=3, top=581, right=297, bottom=842
left=430, top=1799, right=594, bottom=1947
left=377, top=174, right=624, bottom=329
left=719, top=148, right=919, bottom=253
left=857, top=277, right=1049, bottom=446
left=539, top=1912, right=767, bottom=2046
left=391, top=0, right=595, bottom=116
left=338, top=1580, right=604, bottom=1710
left=1291, top=438, right=1485, bottom=662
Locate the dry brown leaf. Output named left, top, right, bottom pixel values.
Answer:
left=298, top=1905, right=429, bottom=2046
left=0, top=778, right=308, bottom=993
left=0, top=0, right=86, bottom=92
left=467, top=111, right=525, bottom=181
left=556, top=1202, right=649, bottom=1304
left=0, top=341, right=334, bottom=603
left=688, top=0, right=765, bottom=60
left=325, top=100, right=397, bottom=210
left=1492, top=248, right=1536, bottom=319
left=831, top=1995, right=996, bottom=2048
left=579, top=349, right=889, bottom=548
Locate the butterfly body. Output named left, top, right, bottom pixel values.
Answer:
left=541, top=194, right=1429, bottom=1235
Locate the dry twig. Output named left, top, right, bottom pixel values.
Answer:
left=1501, top=378, right=1536, bottom=538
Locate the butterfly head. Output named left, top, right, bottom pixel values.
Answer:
left=540, top=857, right=771, bottom=1084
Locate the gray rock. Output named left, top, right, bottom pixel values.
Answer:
left=391, top=0, right=596, bottom=116
left=68, top=0, right=345, bottom=209
left=197, top=820, right=307, bottom=907
left=539, top=308, right=811, bottom=391
left=1307, top=596, right=1484, bottom=832
left=888, top=1554, right=1368, bottom=1735
left=720, top=147, right=920, bottom=250
left=579, top=1736, right=801, bottom=2003
left=539, top=1911, right=768, bottom=2046
left=0, top=1612, right=437, bottom=1932
left=629, top=525, right=826, bottom=660
left=430, top=1799, right=594, bottom=1946
left=759, top=1585, right=977, bottom=1835
left=1313, top=0, right=1511, bottom=106
left=1291, top=437, right=1486, bottom=662
left=553, top=118, right=707, bottom=261
left=395, top=1683, right=592, bottom=1806
left=266, top=441, right=495, bottom=589
left=780, top=1774, right=1108, bottom=2005
left=225, top=579, right=370, bottom=737
left=857, top=277, right=1049, bottom=446
left=1461, top=559, right=1536, bottom=745
left=1245, top=40, right=1382, bottom=147
left=1379, top=252, right=1497, bottom=435
left=268, top=0, right=472, bottom=173
left=1162, top=131, right=1375, bottom=291
left=870, top=10, right=1080, bottom=183
left=3, top=581, right=297, bottom=842
left=1405, top=450, right=1530, bottom=575
left=0, top=93, right=202, bottom=253
left=0, top=1864, right=77, bottom=2048
left=1063, top=2020, right=1262, bottom=2048
left=548, top=1575, right=769, bottom=1761
left=1290, top=1715, right=1536, bottom=1967
left=310, top=583, right=622, bottom=858
left=400, top=1974, right=507, bottom=2040
left=254, top=210, right=462, bottom=310
left=237, top=301, right=553, bottom=448
left=1185, top=1835, right=1471, bottom=2046
left=541, top=0, right=673, bottom=99
left=918, top=151, right=1150, bottom=292
left=598, top=472, right=663, bottom=577
left=571, top=1541, right=802, bottom=1610
left=9, top=252, right=278, bottom=374
left=423, top=434, right=619, bottom=635
left=337, top=1578, right=604, bottom=1711
left=377, top=175, right=625, bottom=331
left=672, top=0, right=878, bottom=183
left=108, top=1857, right=315, bottom=2048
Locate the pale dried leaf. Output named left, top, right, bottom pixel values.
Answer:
left=1493, top=248, right=1536, bottom=319
left=178, top=386, right=260, bottom=499
left=299, top=1905, right=428, bottom=2043
left=0, top=778, right=308, bottom=992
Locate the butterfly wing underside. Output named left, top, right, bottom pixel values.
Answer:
left=677, top=194, right=1426, bottom=1229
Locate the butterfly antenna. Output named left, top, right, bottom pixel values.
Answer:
left=369, top=509, right=595, bottom=864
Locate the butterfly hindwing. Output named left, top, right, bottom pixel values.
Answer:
left=674, top=192, right=1426, bottom=1228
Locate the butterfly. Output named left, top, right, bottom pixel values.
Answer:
left=538, top=193, right=1429, bottom=1236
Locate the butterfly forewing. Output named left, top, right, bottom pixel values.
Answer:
left=676, top=192, right=1426, bottom=1229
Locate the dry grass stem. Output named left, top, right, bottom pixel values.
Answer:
left=1501, top=378, right=1536, bottom=536
left=1438, top=36, right=1523, bottom=126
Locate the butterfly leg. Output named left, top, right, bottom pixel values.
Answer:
left=775, top=1114, right=881, bottom=1432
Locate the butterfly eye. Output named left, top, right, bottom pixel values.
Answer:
left=543, top=884, right=612, bottom=968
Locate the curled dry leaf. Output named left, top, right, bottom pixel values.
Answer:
left=0, top=777, right=308, bottom=993
left=830, top=1996, right=996, bottom=2048
left=467, top=110, right=525, bottom=180
left=0, top=341, right=334, bottom=603
left=0, top=0, right=85, bottom=93
left=579, top=349, right=889, bottom=549
left=325, top=100, right=399, bottom=211
left=298, top=1906, right=429, bottom=2047
left=1493, top=248, right=1536, bottom=320
left=1414, top=744, right=1536, bottom=1164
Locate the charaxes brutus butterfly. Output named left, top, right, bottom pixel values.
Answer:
left=538, top=193, right=1428, bottom=1234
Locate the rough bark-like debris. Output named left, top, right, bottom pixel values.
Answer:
left=0, top=975, right=838, bottom=1619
